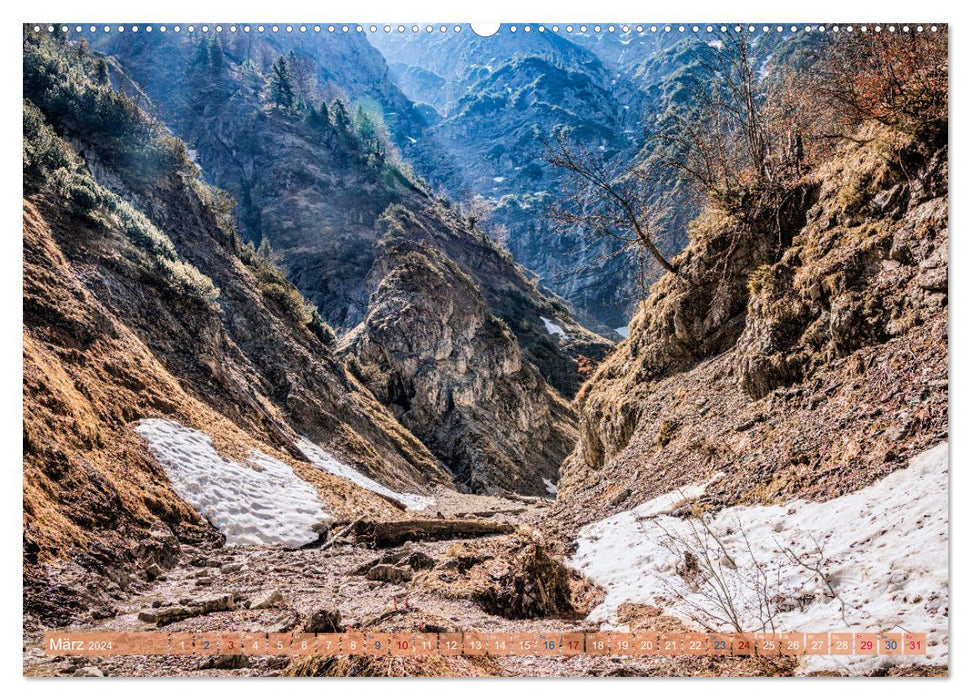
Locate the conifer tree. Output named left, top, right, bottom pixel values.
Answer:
left=268, top=57, right=295, bottom=110
left=330, top=99, right=350, bottom=133
left=94, top=59, right=109, bottom=86
left=354, top=105, right=377, bottom=147
left=191, top=37, right=211, bottom=69
left=208, top=37, right=224, bottom=75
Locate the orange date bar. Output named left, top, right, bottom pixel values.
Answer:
left=42, top=630, right=930, bottom=658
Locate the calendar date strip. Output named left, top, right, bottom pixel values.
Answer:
left=44, top=630, right=927, bottom=657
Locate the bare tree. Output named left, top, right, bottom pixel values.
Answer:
left=650, top=31, right=786, bottom=206
left=459, top=192, right=495, bottom=234
left=544, top=130, right=678, bottom=275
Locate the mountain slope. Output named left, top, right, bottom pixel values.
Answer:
left=342, top=209, right=576, bottom=494
left=23, top=32, right=450, bottom=624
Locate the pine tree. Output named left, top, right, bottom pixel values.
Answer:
left=192, top=37, right=211, bottom=69
left=208, top=36, right=224, bottom=75
left=268, top=57, right=295, bottom=110
left=305, top=104, right=320, bottom=128
left=330, top=98, right=350, bottom=133
left=94, top=59, right=109, bottom=86
left=353, top=105, right=384, bottom=161
left=354, top=105, right=377, bottom=145
left=306, top=100, right=333, bottom=131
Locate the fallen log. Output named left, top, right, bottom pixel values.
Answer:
left=348, top=519, right=516, bottom=548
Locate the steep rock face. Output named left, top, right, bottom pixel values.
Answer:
left=342, top=209, right=577, bottom=495
left=737, top=132, right=948, bottom=398
left=570, top=183, right=818, bottom=472
left=551, top=128, right=948, bottom=539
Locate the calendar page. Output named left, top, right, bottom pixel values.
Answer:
left=22, top=21, right=948, bottom=678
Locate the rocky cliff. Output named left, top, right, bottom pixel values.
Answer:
left=342, top=207, right=576, bottom=495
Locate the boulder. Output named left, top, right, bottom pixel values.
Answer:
left=303, top=608, right=342, bottom=633
left=72, top=666, right=104, bottom=677
left=251, top=590, right=285, bottom=610
left=366, top=564, right=412, bottom=584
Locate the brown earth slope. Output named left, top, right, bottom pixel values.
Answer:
left=553, top=127, right=948, bottom=539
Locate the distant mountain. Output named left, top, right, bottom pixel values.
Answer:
left=369, top=27, right=720, bottom=330
left=368, top=27, right=821, bottom=331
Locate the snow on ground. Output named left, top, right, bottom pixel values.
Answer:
left=543, top=478, right=559, bottom=496
left=297, top=438, right=434, bottom=511
left=540, top=316, right=568, bottom=338
left=135, top=419, right=329, bottom=547
left=614, top=325, right=630, bottom=339
left=572, top=443, right=949, bottom=674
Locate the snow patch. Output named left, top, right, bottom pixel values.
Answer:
left=135, top=419, right=329, bottom=547
left=543, top=478, right=559, bottom=496
left=614, top=325, right=630, bottom=339
left=297, top=438, right=433, bottom=511
left=572, top=443, right=949, bottom=674
left=540, top=316, right=568, bottom=338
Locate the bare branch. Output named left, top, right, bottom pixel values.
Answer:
left=543, top=130, right=678, bottom=275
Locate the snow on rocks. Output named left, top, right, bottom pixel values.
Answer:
left=572, top=443, right=948, bottom=674
left=543, top=478, right=559, bottom=496
left=540, top=316, right=568, bottom=338
left=134, top=419, right=329, bottom=547
left=297, top=438, right=434, bottom=511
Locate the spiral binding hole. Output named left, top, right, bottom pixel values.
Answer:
left=28, top=23, right=942, bottom=37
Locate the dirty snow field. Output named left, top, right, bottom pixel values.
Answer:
left=297, top=438, right=434, bottom=510
left=135, top=419, right=329, bottom=547
left=572, top=443, right=949, bottom=674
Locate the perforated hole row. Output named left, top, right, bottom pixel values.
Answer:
left=30, top=24, right=941, bottom=35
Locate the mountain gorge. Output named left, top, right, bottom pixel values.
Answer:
left=370, top=28, right=704, bottom=331
left=372, top=28, right=817, bottom=332
left=23, top=25, right=948, bottom=678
